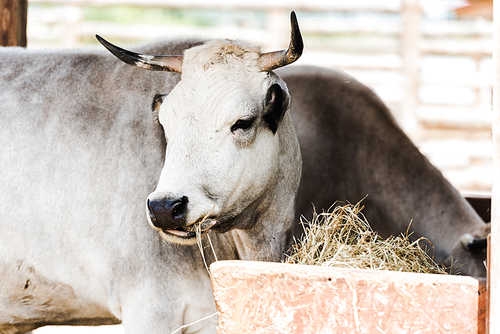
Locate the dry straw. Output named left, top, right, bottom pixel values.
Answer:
left=285, top=202, right=448, bottom=275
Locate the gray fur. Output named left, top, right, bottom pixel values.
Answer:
left=278, top=65, right=488, bottom=277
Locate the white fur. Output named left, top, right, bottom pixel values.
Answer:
left=147, top=40, right=293, bottom=245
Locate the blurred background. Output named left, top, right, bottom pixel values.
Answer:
left=21, top=0, right=491, bottom=332
left=25, top=0, right=494, bottom=198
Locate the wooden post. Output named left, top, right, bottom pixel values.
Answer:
left=0, top=0, right=27, bottom=46
left=400, top=0, right=422, bottom=139
left=487, top=234, right=491, bottom=333
left=63, top=3, right=83, bottom=48
left=265, top=8, right=288, bottom=51
left=490, top=0, right=500, bottom=333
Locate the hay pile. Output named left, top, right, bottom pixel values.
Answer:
left=285, top=202, right=448, bottom=275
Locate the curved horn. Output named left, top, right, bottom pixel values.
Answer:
left=96, top=35, right=183, bottom=73
left=259, top=11, right=304, bottom=72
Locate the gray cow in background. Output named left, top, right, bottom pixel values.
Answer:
left=282, top=65, right=488, bottom=277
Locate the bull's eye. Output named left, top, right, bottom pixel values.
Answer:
left=231, top=118, right=255, bottom=132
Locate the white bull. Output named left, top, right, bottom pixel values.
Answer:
left=0, top=13, right=303, bottom=334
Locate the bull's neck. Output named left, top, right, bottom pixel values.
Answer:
left=201, top=181, right=293, bottom=263
left=208, top=114, right=301, bottom=263
left=233, top=114, right=301, bottom=262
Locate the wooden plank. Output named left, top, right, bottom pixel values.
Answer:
left=27, top=0, right=402, bottom=12
left=0, top=0, right=27, bottom=46
left=466, top=195, right=492, bottom=223
left=489, top=0, right=500, bottom=332
left=211, top=261, right=486, bottom=334
left=487, top=234, right=491, bottom=334
left=422, top=39, right=492, bottom=57
left=400, top=0, right=421, bottom=134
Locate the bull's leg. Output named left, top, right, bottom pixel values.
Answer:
left=119, top=282, right=217, bottom=334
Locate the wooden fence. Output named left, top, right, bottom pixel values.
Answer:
left=26, top=0, right=494, bottom=193
left=0, top=0, right=27, bottom=46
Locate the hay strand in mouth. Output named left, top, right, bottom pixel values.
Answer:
left=285, top=202, right=448, bottom=275
left=170, top=207, right=220, bottom=334
left=196, top=205, right=218, bottom=276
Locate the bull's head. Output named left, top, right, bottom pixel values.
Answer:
left=97, top=12, right=303, bottom=247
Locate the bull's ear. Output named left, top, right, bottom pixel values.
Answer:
left=152, top=94, right=167, bottom=112
left=263, top=84, right=289, bottom=134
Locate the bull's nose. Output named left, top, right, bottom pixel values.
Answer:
left=147, top=196, right=189, bottom=230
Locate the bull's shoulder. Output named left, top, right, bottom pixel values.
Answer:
left=0, top=37, right=206, bottom=79
left=0, top=47, right=104, bottom=67
left=0, top=48, right=111, bottom=99
left=0, top=39, right=207, bottom=125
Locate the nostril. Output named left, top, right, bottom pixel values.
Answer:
left=171, top=196, right=188, bottom=218
left=147, top=199, right=158, bottom=223
left=147, top=195, right=189, bottom=230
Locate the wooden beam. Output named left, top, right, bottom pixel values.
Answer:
left=28, top=0, right=402, bottom=13
left=400, top=0, right=422, bottom=136
left=487, top=234, right=491, bottom=333
left=0, top=0, right=27, bottom=46
left=489, top=0, right=500, bottom=332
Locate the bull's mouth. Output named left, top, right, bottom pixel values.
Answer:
left=161, top=218, right=218, bottom=241
left=163, top=228, right=197, bottom=239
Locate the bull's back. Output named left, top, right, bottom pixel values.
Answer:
left=0, top=48, right=173, bottom=329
